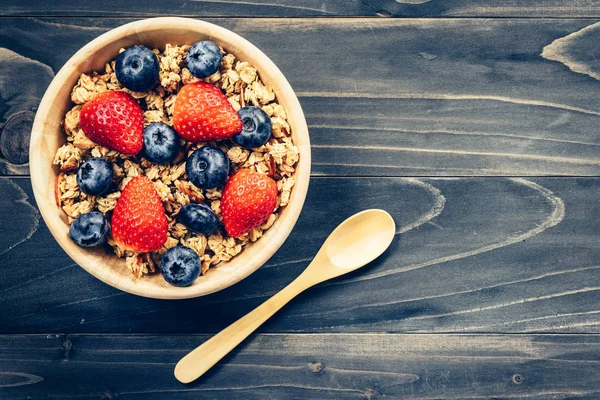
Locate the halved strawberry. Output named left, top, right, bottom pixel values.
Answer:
left=111, top=176, right=168, bottom=252
left=80, top=91, right=144, bottom=155
left=221, top=169, right=278, bottom=237
left=173, top=82, right=242, bottom=142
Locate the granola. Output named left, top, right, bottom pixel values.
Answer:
left=53, top=44, right=299, bottom=279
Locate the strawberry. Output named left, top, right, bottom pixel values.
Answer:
left=80, top=91, right=144, bottom=155
left=221, top=169, right=278, bottom=237
left=111, top=176, right=168, bottom=252
left=173, top=82, right=242, bottom=142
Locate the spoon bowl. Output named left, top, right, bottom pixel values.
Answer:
left=324, top=209, right=396, bottom=270
left=175, top=209, right=396, bottom=384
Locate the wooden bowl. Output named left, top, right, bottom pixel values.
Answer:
left=30, top=17, right=311, bottom=299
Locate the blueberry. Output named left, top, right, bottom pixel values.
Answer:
left=186, top=146, right=229, bottom=189
left=178, top=203, right=219, bottom=236
left=115, top=45, right=159, bottom=92
left=232, top=106, right=272, bottom=148
left=143, top=123, right=180, bottom=164
left=77, top=158, right=114, bottom=196
left=186, top=41, right=222, bottom=79
left=69, top=211, right=110, bottom=247
left=161, top=246, right=201, bottom=287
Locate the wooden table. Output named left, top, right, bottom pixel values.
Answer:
left=2, top=2, right=600, bottom=398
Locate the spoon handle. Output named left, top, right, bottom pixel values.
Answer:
left=174, top=274, right=313, bottom=383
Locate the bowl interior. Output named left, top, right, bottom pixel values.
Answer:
left=30, top=18, right=310, bottom=299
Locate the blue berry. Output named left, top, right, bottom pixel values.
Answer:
left=143, top=122, right=180, bottom=164
left=232, top=106, right=272, bottom=148
left=178, top=203, right=219, bottom=236
left=161, top=246, right=201, bottom=287
left=69, top=211, right=109, bottom=247
left=115, top=46, right=159, bottom=92
left=186, top=146, right=229, bottom=189
left=186, top=41, right=222, bottom=79
left=77, top=158, right=114, bottom=196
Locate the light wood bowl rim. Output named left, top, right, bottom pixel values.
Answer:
left=30, top=17, right=311, bottom=299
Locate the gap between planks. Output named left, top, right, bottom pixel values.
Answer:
left=2, top=333, right=600, bottom=337
left=3, top=175, right=600, bottom=179
left=2, top=16, right=600, bottom=19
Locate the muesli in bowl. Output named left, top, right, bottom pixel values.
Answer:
left=52, top=40, right=299, bottom=287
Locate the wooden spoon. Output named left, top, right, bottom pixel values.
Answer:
left=174, top=209, right=396, bottom=384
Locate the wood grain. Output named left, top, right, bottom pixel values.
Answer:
left=2, top=18, right=600, bottom=175
left=2, top=0, right=600, bottom=17
left=0, top=1, right=373, bottom=17
left=1, top=333, right=600, bottom=399
left=2, top=176, right=599, bottom=334
left=365, top=0, right=600, bottom=17
left=0, top=178, right=39, bottom=257
left=0, top=47, right=53, bottom=175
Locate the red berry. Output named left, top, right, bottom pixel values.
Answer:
left=221, top=169, right=278, bottom=237
left=173, top=82, right=242, bottom=142
left=80, top=91, right=144, bottom=155
left=111, top=176, right=168, bottom=252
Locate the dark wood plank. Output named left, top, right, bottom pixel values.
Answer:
left=2, top=0, right=600, bottom=17
left=2, top=176, right=600, bottom=334
left=2, top=18, right=600, bottom=176
left=1, top=333, right=600, bottom=399
left=366, top=0, right=600, bottom=17
left=0, top=1, right=374, bottom=17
